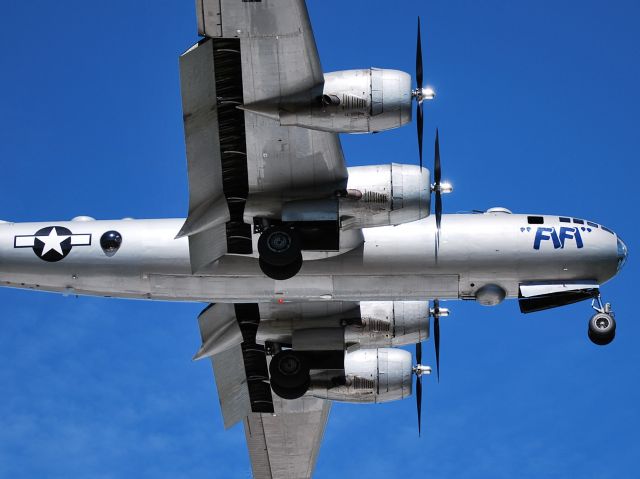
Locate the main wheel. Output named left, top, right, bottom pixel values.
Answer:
left=269, top=350, right=310, bottom=389
left=259, top=253, right=302, bottom=280
left=270, top=377, right=310, bottom=400
left=258, top=225, right=301, bottom=267
left=588, top=312, right=616, bottom=346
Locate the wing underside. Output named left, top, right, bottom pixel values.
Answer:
left=244, top=397, right=331, bottom=479
left=180, top=0, right=348, bottom=272
left=198, top=303, right=332, bottom=479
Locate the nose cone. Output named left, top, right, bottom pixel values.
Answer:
left=617, top=236, right=628, bottom=272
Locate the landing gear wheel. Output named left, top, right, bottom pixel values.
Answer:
left=588, top=312, right=616, bottom=346
left=269, top=350, right=310, bottom=389
left=258, top=225, right=301, bottom=266
left=270, top=377, right=310, bottom=400
left=259, top=253, right=302, bottom=280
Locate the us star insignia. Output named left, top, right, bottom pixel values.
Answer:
left=14, top=226, right=91, bottom=262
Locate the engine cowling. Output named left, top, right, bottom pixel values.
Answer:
left=340, top=164, right=431, bottom=229
left=344, top=301, right=429, bottom=348
left=256, top=301, right=429, bottom=349
left=307, top=348, right=413, bottom=403
left=242, top=68, right=412, bottom=134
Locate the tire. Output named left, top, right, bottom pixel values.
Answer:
left=259, top=253, right=303, bottom=280
left=269, top=350, right=310, bottom=389
left=258, top=225, right=301, bottom=267
left=588, top=313, right=616, bottom=346
left=270, top=377, right=310, bottom=400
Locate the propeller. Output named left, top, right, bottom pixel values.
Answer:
left=413, top=341, right=430, bottom=436
left=434, top=129, right=442, bottom=241
left=416, top=342, right=422, bottom=435
left=413, top=299, right=451, bottom=435
left=413, top=17, right=435, bottom=170
left=432, top=299, right=442, bottom=382
left=416, top=17, right=424, bottom=169
left=431, top=129, right=452, bottom=260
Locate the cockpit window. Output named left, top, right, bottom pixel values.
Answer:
left=527, top=216, right=544, bottom=224
left=559, top=217, right=571, bottom=223
left=587, top=221, right=598, bottom=228
left=573, top=218, right=584, bottom=224
left=601, top=226, right=614, bottom=235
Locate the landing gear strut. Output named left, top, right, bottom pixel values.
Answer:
left=588, top=296, right=616, bottom=346
left=258, top=225, right=302, bottom=280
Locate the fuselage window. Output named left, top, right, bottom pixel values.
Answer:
left=587, top=221, right=599, bottom=228
left=527, top=216, right=544, bottom=224
left=573, top=218, right=584, bottom=224
left=559, top=217, right=571, bottom=223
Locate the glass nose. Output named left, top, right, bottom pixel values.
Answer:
left=617, top=237, right=628, bottom=272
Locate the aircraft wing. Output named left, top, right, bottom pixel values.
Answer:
left=196, top=303, right=332, bottom=478
left=244, top=397, right=331, bottom=479
left=179, top=0, right=348, bottom=271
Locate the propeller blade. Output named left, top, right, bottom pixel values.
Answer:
left=433, top=302, right=441, bottom=383
left=416, top=341, right=422, bottom=366
left=416, top=17, right=423, bottom=90
left=417, top=103, right=424, bottom=169
left=416, top=375, right=423, bottom=436
left=434, top=128, right=441, bottom=185
left=433, top=129, right=442, bottom=259
left=435, top=190, right=442, bottom=234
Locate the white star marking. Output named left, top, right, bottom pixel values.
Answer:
left=36, top=228, right=70, bottom=256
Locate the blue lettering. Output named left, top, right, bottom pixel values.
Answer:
left=534, top=227, right=561, bottom=250
left=559, top=227, right=584, bottom=249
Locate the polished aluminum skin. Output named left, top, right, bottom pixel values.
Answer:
left=308, top=348, right=413, bottom=403
left=0, top=211, right=623, bottom=302
left=1, top=0, right=629, bottom=477
left=243, top=68, right=413, bottom=133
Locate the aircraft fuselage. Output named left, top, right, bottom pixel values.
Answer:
left=0, top=212, right=623, bottom=303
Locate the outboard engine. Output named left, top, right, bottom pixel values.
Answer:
left=307, top=348, right=413, bottom=403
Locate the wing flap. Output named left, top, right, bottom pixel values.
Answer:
left=198, top=304, right=274, bottom=429
left=211, top=347, right=252, bottom=429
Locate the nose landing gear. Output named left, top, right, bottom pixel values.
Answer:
left=588, top=296, right=616, bottom=346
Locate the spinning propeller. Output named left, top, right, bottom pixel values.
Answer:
left=431, top=130, right=452, bottom=259
left=413, top=299, right=450, bottom=435
left=411, top=16, right=453, bottom=435
left=413, top=17, right=436, bottom=170
left=412, top=18, right=450, bottom=258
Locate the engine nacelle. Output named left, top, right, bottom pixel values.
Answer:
left=242, top=68, right=412, bottom=134
left=344, top=301, right=429, bottom=348
left=308, top=348, right=413, bottom=403
left=256, top=301, right=429, bottom=349
left=340, top=164, right=430, bottom=229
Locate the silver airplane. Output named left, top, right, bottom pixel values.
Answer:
left=0, top=1, right=628, bottom=478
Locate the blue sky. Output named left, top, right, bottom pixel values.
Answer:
left=0, top=0, right=638, bottom=477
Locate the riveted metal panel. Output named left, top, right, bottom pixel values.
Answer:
left=196, top=0, right=222, bottom=37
